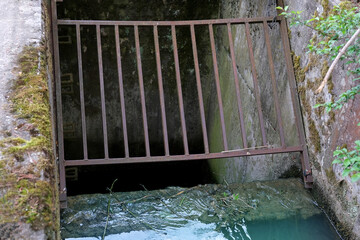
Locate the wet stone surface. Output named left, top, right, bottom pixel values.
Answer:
left=61, top=179, right=341, bottom=239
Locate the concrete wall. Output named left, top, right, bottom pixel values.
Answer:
left=284, top=0, right=360, bottom=239
left=207, top=0, right=301, bottom=184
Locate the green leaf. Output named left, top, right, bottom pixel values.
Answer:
left=233, top=194, right=239, bottom=200
left=351, top=173, right=360, bottom=182
left=332, top=159, right=343, bottom=164
left=342, top=168, right=351, bottom=177
left=313, top=104, right=324, bottom=108
left=350, top=156, right=360, bottom=164
left=333, top=149, right=344, bottom=156
left=344, top=159, right=351, bottom=167
left=350, top=165, right=360, bottom=172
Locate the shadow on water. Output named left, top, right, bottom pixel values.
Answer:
left=61, top=179, right=342, bottom=240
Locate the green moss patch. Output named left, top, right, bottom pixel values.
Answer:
left=0, top=45, right=57, bottom=232
left=308, top=119, right=321, bottom=153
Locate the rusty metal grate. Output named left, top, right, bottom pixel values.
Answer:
left=51, top=1, right=313, bottom=207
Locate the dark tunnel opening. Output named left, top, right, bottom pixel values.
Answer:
left=66, top=161, right=215, bottom=196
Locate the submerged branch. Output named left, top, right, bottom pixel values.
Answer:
left=102, top=179, right=118, bottom=240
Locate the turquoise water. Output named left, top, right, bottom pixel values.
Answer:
left=61, top=179, right=342, bottom=240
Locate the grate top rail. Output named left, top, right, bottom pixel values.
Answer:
left=57, top=17, right=282, bottom=26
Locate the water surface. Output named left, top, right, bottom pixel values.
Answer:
left=61, top=179, right=342, bottom=240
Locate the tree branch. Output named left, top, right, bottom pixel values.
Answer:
left=316, top=28, right=360, bottom=94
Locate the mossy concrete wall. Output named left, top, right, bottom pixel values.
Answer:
left=207, top=0, right=301, bottom=184
left=284, top=0, right=360, bottom=239
left=0, top=0, right=59, bottom=239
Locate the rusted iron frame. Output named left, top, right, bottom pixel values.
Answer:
left=57, top=17, right=282, bottom=26
left=172, top=25, right=189, bottom=155
left=134, top=25, right=151, bottom=157
left=75, top=24, right=88, bottom=160
left=209, top=24, right=228, bottom=151
left=51, top=0, right=67, bottom=207
left=64, top=145, right=303, bottom=166
left=53, top=13, right=314, bottom=209
left=190, top=24, right=209, bottom=154
left=55, top=20, right=306, bottom=157
left=115, top=26, right=130, bottom=158
left=244, top=22, right=267, bottom=146
left=96, top=25, right=110, bottom=159
left=277, top=0, right=313, bottom=187
left=262, top=21, right=286, bottom=148
left=227, top=23, right=248, bottom=149
left=153, top=26, right=170, bottom=156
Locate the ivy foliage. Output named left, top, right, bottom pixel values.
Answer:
left=333, top=138, right=360, bottom=182
left=277, top=3, right=360, bottom=182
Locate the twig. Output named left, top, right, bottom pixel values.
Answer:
left=114, top=194, right=153, bottom=205
left=223, top=178, right=229, bottom=187
left=167, top=185, right=201, bottom=199
left=316, top=28, right=360, bottom=93
left=219, top=196, right=255, bottom=210
left=237, top=197, right=256, bottom=210
left=110, top=192, right=161, bottom=232
left=102, top=179, right=118, bottom=240
left=120, top=203, right=158, bottom=231
left=179, top=197, right=186, bottom=206
left=140, top=184, right=148, bottom=191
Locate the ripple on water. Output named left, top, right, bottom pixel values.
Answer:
left=61, top=178, right=342, bottom=240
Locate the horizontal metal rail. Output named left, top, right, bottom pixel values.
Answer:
left=57, top=17, right=282, bottom=26
left=64, top=146, right=303, bottom=166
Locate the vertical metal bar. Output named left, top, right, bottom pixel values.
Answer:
left=115, top=25, right=129, bottom=158
left=227, top=23, right=248, bottom=149
left=171, top=25, right=189, bottom=155
left=51, top=0, right=67, bottom=207
left=96, top=24, right=109, bottom=159
left=209, top=24, right=228, bottom=151
left=153, top=26, right=170, bottom=156
left=245, top=22, right=267, bottom=146
left=190, top=25, right=209, bottom=154
left=76, top=24, right=88, bottom=160
left=134, top=25, right=151, bottom=157
left=263, top=21, right=286, bottom=148
left=277, top=7, right=313, bottom=186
